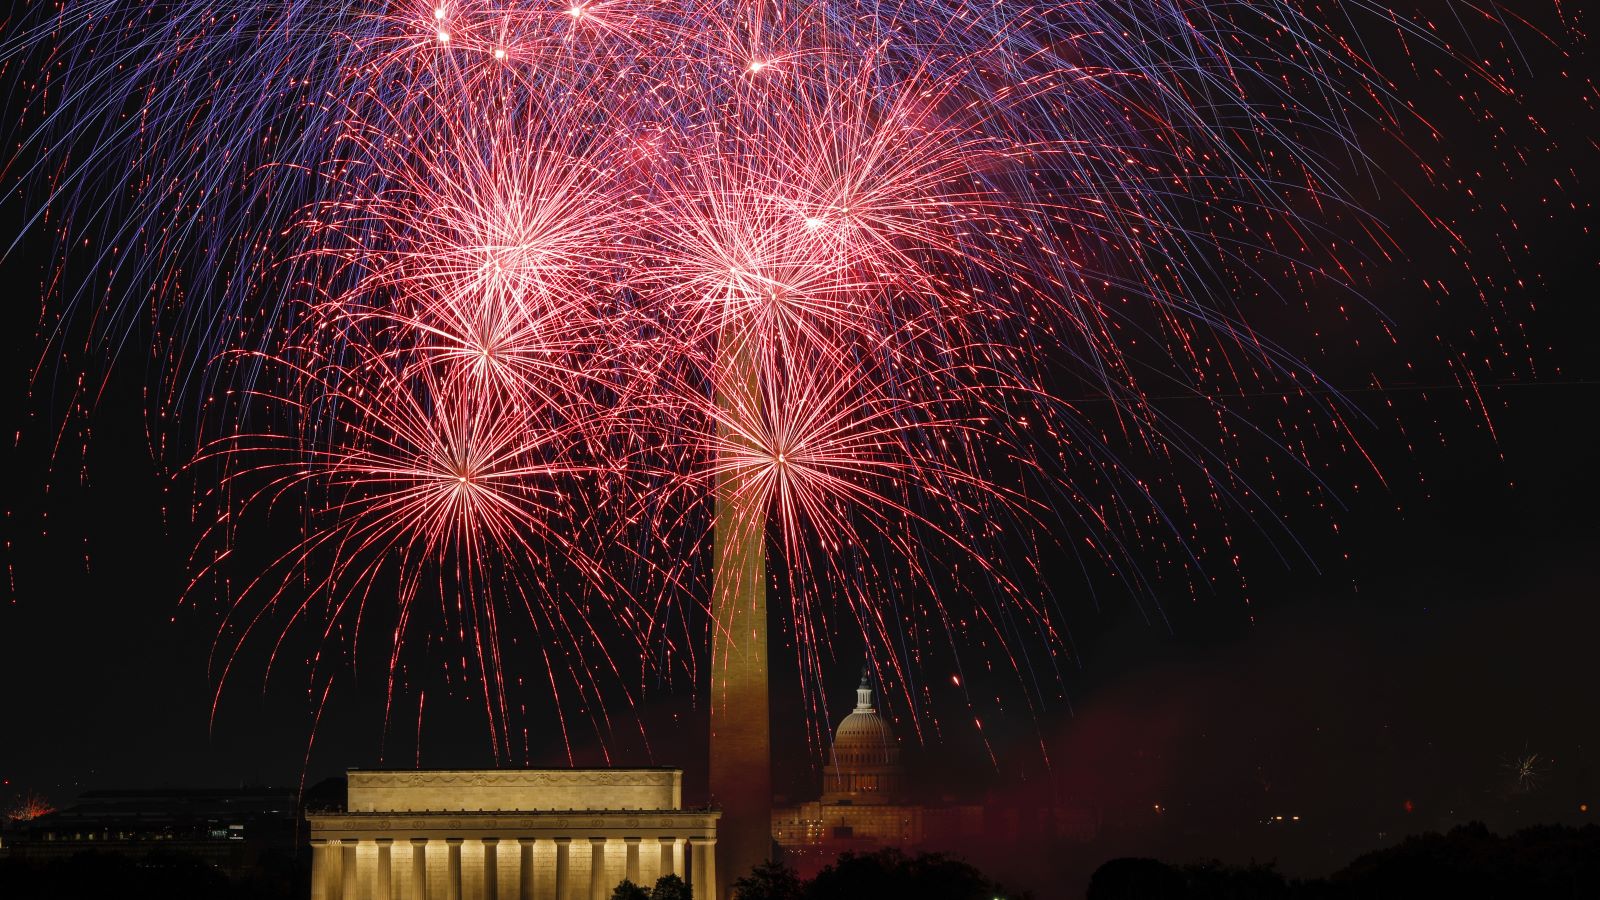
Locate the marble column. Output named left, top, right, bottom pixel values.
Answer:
left=517, top=838, right=536, bottom=900
left=483, top=838, right=499, bottom=900
left=673, top=840, right=686, bottom=882
left=624, top=837, right=641, bottom=885
left=702, top=838, right=716, bottom=900
left=689, top=838, right=714, bottom=900
left=411, top=838, right=430, bottom=900
left=588, top=838, right=606, bottom=900
left=310, top=839, right=332, bottom=900
left=690, top=840, right=703, bottom=900
left=376, top=839, right=393, bottom=900
left=554, top=838, right=571, bottom=900
left=657, top=838, right=674, bottom=880
left=342, top=839, right=359, bottom=900
left=446, top=838, right=464, bottom=900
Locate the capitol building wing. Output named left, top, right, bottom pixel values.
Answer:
left=307, top=769, right=719, bottom=900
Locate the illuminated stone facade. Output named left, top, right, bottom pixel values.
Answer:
left=820, top=673, right=907, bottom=804
left=307, top=769, right=718, bottom=900
left=772, top=671, right=984, bottom=866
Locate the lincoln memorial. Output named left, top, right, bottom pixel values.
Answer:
left=307, top=769, right=720, bottom=900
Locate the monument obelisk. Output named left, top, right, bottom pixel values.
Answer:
left=707, top=327, right=770, bottom=897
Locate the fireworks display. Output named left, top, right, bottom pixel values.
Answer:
left=2, top=1, right=1571, bottom=762
left=1505, top=748, right=1547, bottom=795
left=4, top=791, right=55, bottom=823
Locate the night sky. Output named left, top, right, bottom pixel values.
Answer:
left=1, top=2, right=1595, bottom=895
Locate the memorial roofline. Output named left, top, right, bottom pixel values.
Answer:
left=346, top=767, right=683, bottom=773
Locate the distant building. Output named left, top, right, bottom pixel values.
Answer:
left=306, top=768, right=720, bottom=900
left=772, top=669, right=1100, bottom=873
left=771, top=670, right=985, bottom=872
left=1, top=786, right=298, bottom=875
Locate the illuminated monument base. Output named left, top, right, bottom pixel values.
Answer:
left=307, top=769, right=719, bottom=900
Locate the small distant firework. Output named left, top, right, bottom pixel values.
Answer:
left=1504, top=748, right=1546, bottom=794
left=6, top=792, right=54, bottom=822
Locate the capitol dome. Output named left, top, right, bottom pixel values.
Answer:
left=822, top=668, right=905, bottom=802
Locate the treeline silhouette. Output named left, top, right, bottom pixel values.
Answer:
left=730, top=850, right=1017, bottom=900
left=1, top=822, right=1595, bottom=898
left=1089, top=823, right=1600, bottom=899
left=0, top=848, right=304, bottom=899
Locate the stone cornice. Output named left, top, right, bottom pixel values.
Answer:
left=348, top=770, right=679, bottom=787
left=308, top=809, right=719, bottom=840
